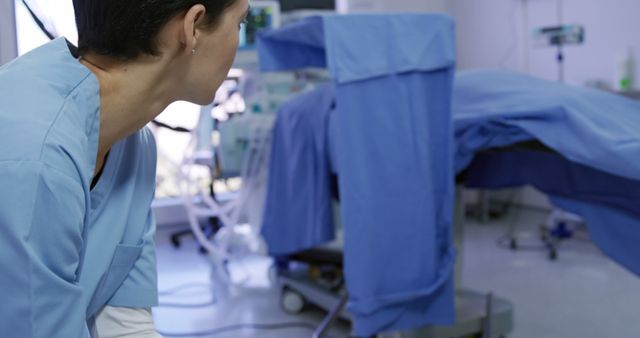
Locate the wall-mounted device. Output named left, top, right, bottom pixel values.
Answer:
left=532, top=24, right=585, bottom=83
left=533, top=24, right=585, bottom=48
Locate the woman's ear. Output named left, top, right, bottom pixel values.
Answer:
left=182, top=5, right=207, bottom=55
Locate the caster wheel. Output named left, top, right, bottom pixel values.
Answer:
left=170, top=236, right=181, bottom=248
left=549, top=248, right=558, bottom=260
left=281, top=288, right=306, bottom=314
left=268, top=264, right=279, bottom=285
left=509, top=238, right=518, bottom=250
left=540, top=226, right=549, bottom=241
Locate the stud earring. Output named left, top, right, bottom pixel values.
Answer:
left=192, top=48, right=197, bottom=55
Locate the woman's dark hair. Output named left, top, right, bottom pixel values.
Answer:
left=73, top=0, right=237, bottom=59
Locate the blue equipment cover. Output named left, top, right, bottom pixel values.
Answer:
left=259, top=14, right=457, bottom=336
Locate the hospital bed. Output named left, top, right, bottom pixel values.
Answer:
left=452, top=69, right=640, bottom=277
left=257, top=13, right=640, bottom=338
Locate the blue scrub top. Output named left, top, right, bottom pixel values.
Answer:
left=0, top=39, right=158, bottom=337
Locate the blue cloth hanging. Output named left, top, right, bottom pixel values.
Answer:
left=259, top=14, right=457, bottom=336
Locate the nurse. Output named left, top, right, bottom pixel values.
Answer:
left=0, top=0, right=248, bottom=337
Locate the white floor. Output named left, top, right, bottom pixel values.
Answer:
left=152, top=225, right=350, bottom=338
left=152, top=207, right=640, bottom=338
left=459, top=208, right=640, bottom=338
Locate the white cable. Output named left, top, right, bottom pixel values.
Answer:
left=177, top=112, right=274, bottom=296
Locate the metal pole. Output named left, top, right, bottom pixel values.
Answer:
left=312, top=293, right=349, bottom=338
left=558, top=44, right=564, bottom=83
left=557, top=0, right=564, bottom=83
left=557, top=0, right=563, bottom=26
left=482, top=292, right=495, bottom=338
left=453, top=186, right=466, bottom=287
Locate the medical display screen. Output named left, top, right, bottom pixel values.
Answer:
left=278, top=0, right=335, bottom=12
left=239, top=6, right=276, bottom=50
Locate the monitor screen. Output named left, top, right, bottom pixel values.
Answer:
left=239, top=2, right=281, bottom=50
left=278, top=0, right=335, bottom=12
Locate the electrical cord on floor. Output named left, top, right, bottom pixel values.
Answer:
left=159, top=283, right=214, bottom=296
left=158, top=298, right=217, bottom=309
left=157, top=322, right=341, bottom=338
left=158, top=282, right=217, bottom=308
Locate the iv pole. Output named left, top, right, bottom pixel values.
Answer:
left=556, top=0, right=564, bottom=83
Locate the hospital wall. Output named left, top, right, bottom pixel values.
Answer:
left=450, top=0, right=640, bottom=210
left=451, top=0, right=640, bottom=89
left=0, top=0, right=18, bottom=65
left=337, top=0, right=450, bottom=13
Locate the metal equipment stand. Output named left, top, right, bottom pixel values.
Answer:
left=312, top=294, right=349, bottom=338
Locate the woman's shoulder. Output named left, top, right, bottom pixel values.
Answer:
left=0, top=39, right=95, bottom=107
left=118, top=127, right=158, bottom=176
left=0, top=40, right=101, bottom=181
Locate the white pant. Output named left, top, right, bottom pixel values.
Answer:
left=90, top=306, right=163, bottom=338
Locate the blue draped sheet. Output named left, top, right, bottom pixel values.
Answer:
left=261, top=84, right=337, bottom=256
left=453, top=70, right=640, bottom=180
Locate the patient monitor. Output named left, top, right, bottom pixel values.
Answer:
left=234, top=1, right=281, bottom=68
left=239, top=1, right=281, bottom=50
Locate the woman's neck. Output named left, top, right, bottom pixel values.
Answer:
left=80, top=53, right=181, bottom=174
